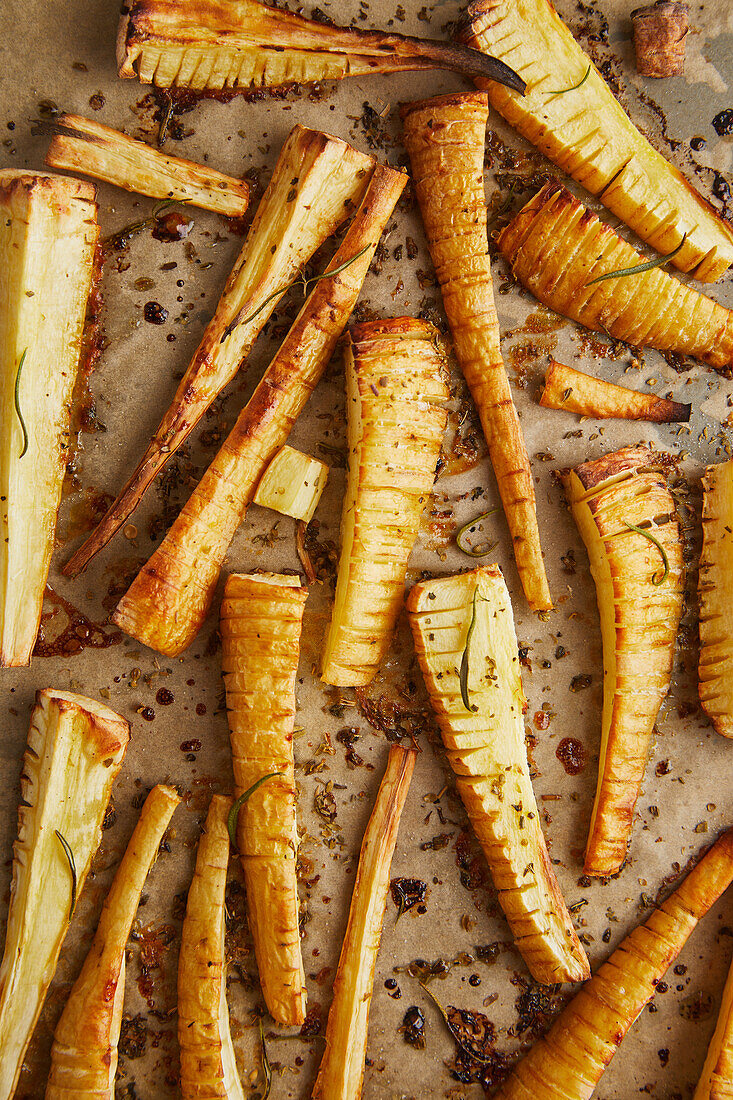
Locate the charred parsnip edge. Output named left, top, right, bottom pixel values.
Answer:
left=698, top=460, right=733, bottom=739
left=253, top=444, right=329, bottom=523
left=541, top=360, right=691, bottom=423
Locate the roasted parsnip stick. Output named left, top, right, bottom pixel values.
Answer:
left=695, top=947, right=733, bottom=1099
left=253, top=445, right=328, bottom=522
left=564, top=446, right=684, bottom=876
left=496, top=829, right=733, bottom=1100
left=698, top=460, right=733, bottom=739
left=0, top=170, right=99, bottom=666
left=118, top=0, right=526, bottom=93
left=407, top=566, right=589, bottom=984
left=179, top=795, right=246, bottom=1100
left=401, top=93, right=551, bottom=611
left=458, top=0, right=733, bottom=281
left=321, top=319, right=449, bottom=686
left=44, top=113, right=250, bottom=216
left=46, top=784, right=180, bottom=1099
left=0, top=690, right=129, bottom=1100
left=312, top=745, right=416, bottom=1100
left=65, top=124, right=375, bottom=578
left=111, top=165, right=405, bottom=656
left=497, top=182, right=733, bottom=370
left=220, top=573, right=308, bottom=1025
left=540, top=359, right=691, bottom=423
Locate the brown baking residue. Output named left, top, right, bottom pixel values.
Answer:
left=555, top=737, right=586, bottom=776
left=33, top=586, right=122, bottom=658
left=506, top=337, right=558, bottom=388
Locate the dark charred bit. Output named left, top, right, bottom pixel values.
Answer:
left=390, top=877, right=428, bottom=917
left=299, top=1003, right=323, bottom=1038
left=631, top=1, right=689, bottom=78
left=454, top=830, right=488, bottom=892
left=336, top=726, right=366, bottom=768
left=511, top=978, right=566, bottom=1040
left=712, top=108, right=733, bottom=137
left=475, top=942, right=501, bottom=965
left=556, top=737, right=586, bottom=776
left=143, top=301, right=168, bottom=324
left=33, top=586, right=122, bottom=658
left=399, top=1005, right=426, bottom=1049
left=118, top=1013, right=147, bottom=1059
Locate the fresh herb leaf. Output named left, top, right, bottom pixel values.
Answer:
left=55, top=829, right=77, bottom=922
left=259, top=1017, right=272, bottom=1100
left=456, top=508, right=499, bottom=557
left=548, top=64, right=591, bottom=95
left=14, top=349, right=28, bottom=459
left=624, top=521, right=670, bottom=585
left=227, top=772, right=284, bottom=850
left=459, top=587, right=489, bottom=712
left=586, top=234, right=687, bottom=287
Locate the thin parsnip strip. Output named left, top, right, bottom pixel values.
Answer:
left=64, top=124, right=375, bottom=578
left=110, top=165, right=404, bottom=656
left=312, top=744, right=417, bottom=1100
left=540, top=359, right=691, bottom=423
left=695, top=946, right=733, bottom=1099
left=495, top=829, right=733, bottom=1100
left=46, top=784, right=180, bottom=1099
left=698, top=460, right=733, bottom=739
left=43, top=113, right=250, bottom=216
left=220, top=573, right=308, bottom=1026
left=401, top=92, right=551, bottom=611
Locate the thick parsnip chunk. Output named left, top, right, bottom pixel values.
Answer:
left=541, top=360, right=691, bottom=423
left=698, top=461, right=733, bottom=739
left=220, top=573, right=308, bottom=1025
left=253, top=445, right=328, bottom=522
left=564, top=446, right=684, bottom=876
left=695, top=945, right=733, bottom=1099
left=0, top=170, right=99, bottom=666
left=0, top=690, right=129, bottom=1100
left=407, top=566, right=589, bottom=984
left=321, top=318, right=449, bottom=686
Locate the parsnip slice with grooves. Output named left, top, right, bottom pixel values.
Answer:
left=44, top=113, right=250, bottom=216
left=458, top=0, right=733, bottom=281
left=407, top=566, right=589, bottom=984
left=0, top=690, right=129, bottom=1100
left=695, top=946, right=733, bottom=1099
left=540, top=359, right=691, bottom=423
left=321, top=318, right=449, bottom=686
left=564, top=446, right=684, bottom=877
left=495, top=829, right=733, bottom=1100
left=65, top=124, right=375, bottom=578
left=220, top=573, right=308, bottom=1025
left=179, top=795, right=245, bottom=1100
left=46, top=784, right=180, bottom=1099
left=312, top=744, right=416, bottom=1100
left=401, top=92, right=551, bottom=612
left=497, top=182, right=733, bottom=370
left=253, top=445, right=328, bottom=522
left=109, top=164, right=404, bottom=656
left=0, top=170, right=99, bottom=666
left=698, top=460, right=733, bottom=739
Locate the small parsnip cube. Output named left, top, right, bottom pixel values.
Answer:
left=253, top=445, right=328, bottom=523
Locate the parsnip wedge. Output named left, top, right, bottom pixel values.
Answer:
left=407, top=566, right=589, bottom=984
left=312, top=744, right=416, bottom=1100
left=110, top=165, right=405, bottom=656
left=179, top=795, right=245, bottom=1100
left=695, top=946, right=733, bottom=1099
left=698, top=460, right=733, bottom=739
left=44, top=113, right=250, bottom=216
left=540, top=360, right=691, bottom=423
left=46, top=784, right=180, bottom=1099
left=497, top=181, right=733, bottom=371
left=253, top=445, right=328, bottom=523
left=401, top=92, right=551, bottom=612
left=65, top=124, right=375, bottom=578
left=495, top=828, right=733, bottom=1100
left=220, top=573, right=308, bottom=1025
left=458, top=0, right=733, bottom=281
left=0, top=170, right=99, bottom=666
left=117, top=0, right=526, bottom=93
left=321, top=319, right=449, bottom=686
left=0, top=690, right=129, bottom=1100
left=564, top=446, right=684, bottom=877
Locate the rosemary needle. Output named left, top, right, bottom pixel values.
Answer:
left=456, top=508, right=499, bottom=557
left=259, top=1018, right=272, bottom=1100
left=548, top=64, right=591, bottom=95
left=55, top=829, right=77, bottom=923
left=227, top=772, right=284, bottom=850
left=14, top=348, right=28, bottom=459
left=586, top=234, right=687, bottom=287
left=459, top=587, right=489, bottom=712
left=624, top=521, right=670, bottom=585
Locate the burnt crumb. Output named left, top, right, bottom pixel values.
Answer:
left=656, top=759, right=671, bottom=776
left=475, top=943, right=501, bottom=965
left=444, top=1004, right=512, bottom=1092
left=511, top=978, right=566, bottom=1040
left=690, top=136, right=707, bottom=150
left=454, top=831, right=488, bottom=892
left=420, top=833, right=451, bottom=851
left=390, top=877, right=428, bottom=916
left=355, top=688, right=428, bottom=745
left=359, top=101, right=390, bottom=150
left=143, top=301, right=168, bottom=324
left=119, top=1014, right=147, bottom=1059
left=570, top=674, right=592, bottom=692
left=336, top=726, right=365, bottom=768
left=299, top=1003, right=323, bottom=1037
left=102, top=802, right=117, bottom=830
left=556, top=737, right=586, bottom=776
left=659, top=1048, right=670, bottom=1067
left=399, top=1005, right=426, bottom=1049
left=712, top=108, right=733, bottom=137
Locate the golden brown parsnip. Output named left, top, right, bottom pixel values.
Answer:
left=253, top=445, right=329, bottom=522
left=541, top=360, right=691, bottom=423
left=0, top=170, right=98, bottom=666
left=65, top=124, right=375, bottom=579
left=564, top=446, right=684, bottom=876
left=496, top=829, right=733, bottom=1100
left=0, top=690, right=129, bottom=1100
left=401, top=92, right=551, bottom=612
left=695, top=945, right=733, bottom=1099
left=109, top=164, right=404, bottom=656
left=312, top=744, right=416, bottom=1100
left=220, top=573, right=308, bottom=1026
left=699, top=461, right=733, bottom=738
left=46, top=784, right=180, bottom=1099
left=497, top=182, right=733, bottom=370
left=458, top=0, right=733, bottom=281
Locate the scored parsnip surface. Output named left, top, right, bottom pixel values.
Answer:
left=698, top=460, right=733, bottom=739
left=0, top=690, right=129, bottom=1100
left=220, top=573, right=308, bottom=1026
left=495, top=829, right=733, bottom=1100
left=321, top=318, right=449, bottom=686
left=407, top=566, right=589, bottom=984
left=46, top=784, right=180, bottom=1100
left=564, top=446, right=684, bottom=876
left=541, top=360, right=691, bottom=423
left=497, top=181, right=733, bottom=369
left=458, top=0, right=733, bottom=281
left=401, top=92, right=551, bottom=612
left=0, top=170, right=99, bottom=667
left=66, top=124, right=374, bottom=578
left=695, top=944, right=733, bottom=1099
left=110, top=164, right=404, bottom=656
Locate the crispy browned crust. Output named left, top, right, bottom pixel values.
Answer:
left=540, top=360, right=691, bottom=423
left=0, top=168, right=97, bottom=207
left=571, top=444, right=654, bottom=495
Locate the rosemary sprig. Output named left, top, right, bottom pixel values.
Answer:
left=548, top=64, right=591, bottom=95
left=227, top=772, right=284, bottom=850
left=459, top=588, right=489, bottom=712
left=586, top=233, right=687, bottom=287
left=55, top=829, right=77, bottom=923
left=456, top=508, right=499, bottom=557
left=14, top=348, right=28, bottom=459
left=103, top=197, right=191, bottom=249
left=624, top=521, right=670, bottom=585
left=418, top=982, right=495, bottom=1065
left=259, top=1017, right=272, bottom=1100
